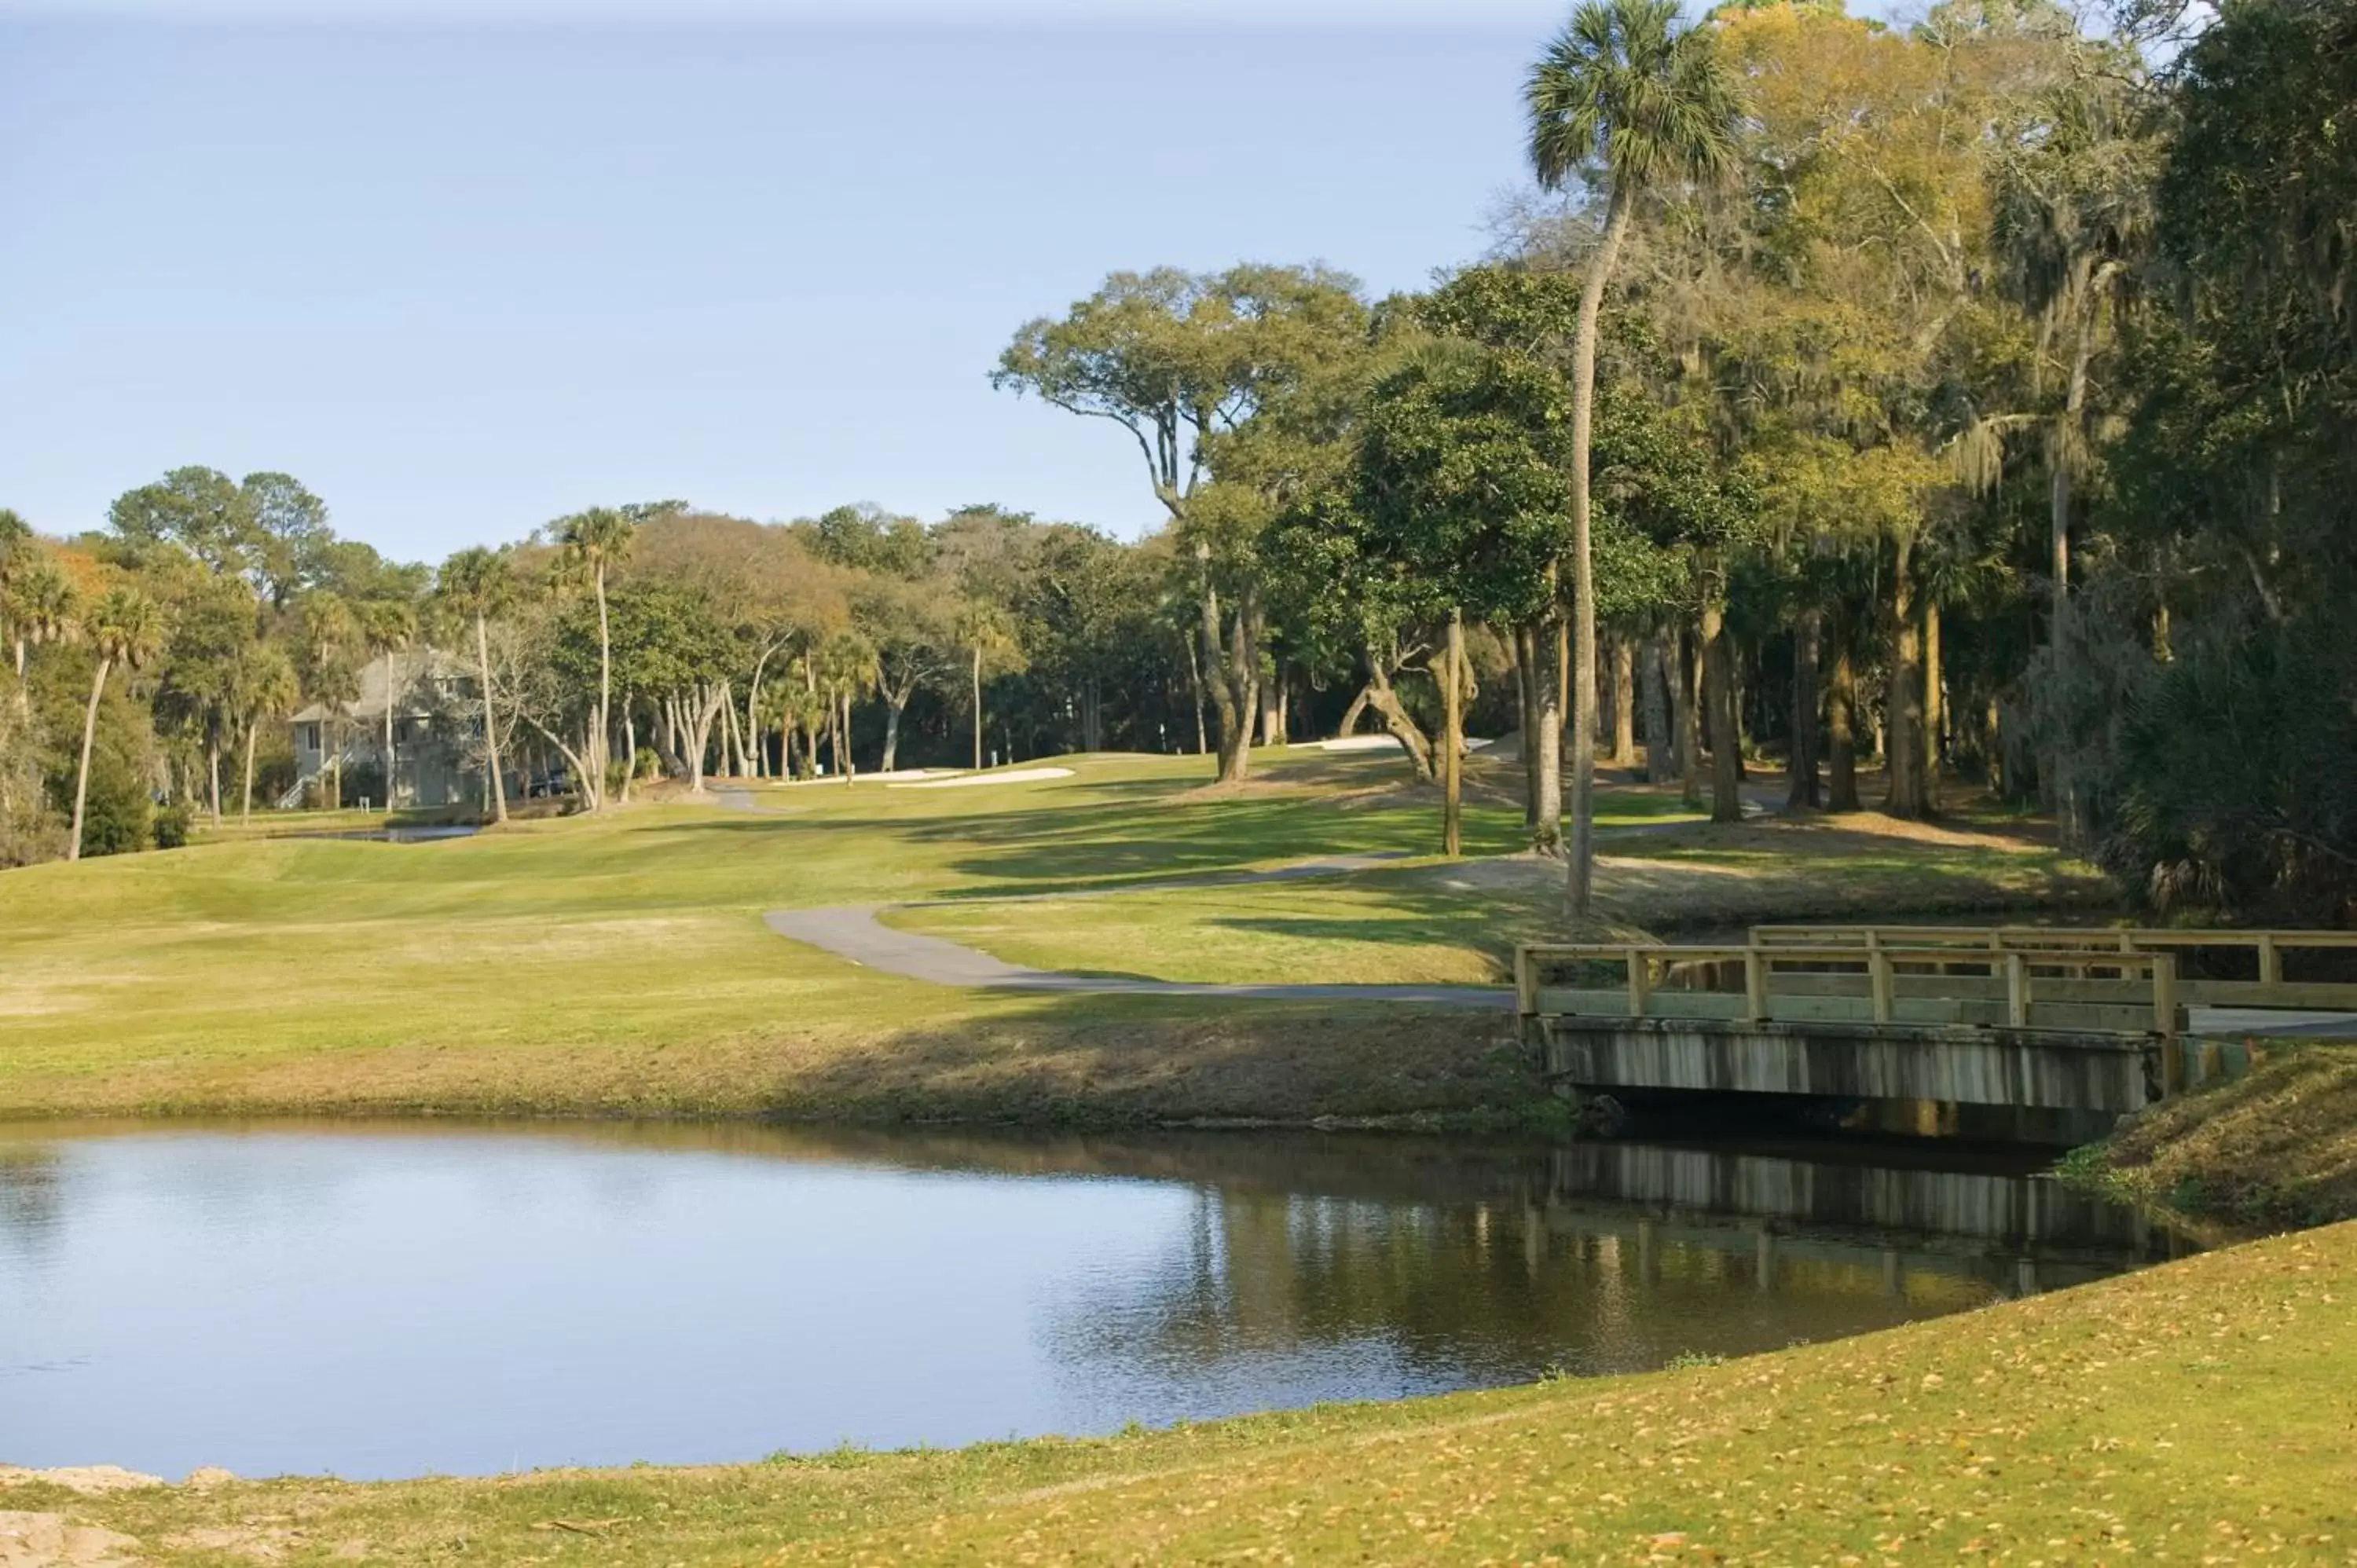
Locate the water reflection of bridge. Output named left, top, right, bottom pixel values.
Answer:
left=1538, top=1141, right=2178, bottom=1301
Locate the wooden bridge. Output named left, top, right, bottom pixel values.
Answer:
left=1516, top=925, right=2357, bottom=1118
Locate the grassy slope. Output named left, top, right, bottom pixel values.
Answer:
left=2099, top=1045, right=2357, bottom=1227
left=0, top=750, right=2104, bottom=1121
left=27, top=1220, right=2355, bottom=1565
left=0, top=753, right=1526, bottom=1122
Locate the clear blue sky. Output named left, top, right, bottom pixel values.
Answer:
left=2, top=2, right=1574, bottom=563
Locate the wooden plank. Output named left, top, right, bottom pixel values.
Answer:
left=2179, top=980, right=2357, bottom=1009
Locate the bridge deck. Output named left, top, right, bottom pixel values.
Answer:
left=1518, top=926, right=2353, bottom=1113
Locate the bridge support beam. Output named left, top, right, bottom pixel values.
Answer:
left=1539, top=1016, right=2157, bottom=1116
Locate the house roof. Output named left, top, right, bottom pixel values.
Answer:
left=291, top=649, right=470, bottom=724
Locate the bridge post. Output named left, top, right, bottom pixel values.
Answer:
left=2005, top=953, right=2029, bottom=1028
left=2154, top=953, right=2184, bottom=1095
left=1626, top=949, right=1651, bottom=1017
left=1743, top=949, right=1768, bottom=1023
left=1869, top=950, right=1894, bottom=1023
left=2258, top=932, right=2282, bottom=989
left=1516, top=946, right=1541, bottom=1061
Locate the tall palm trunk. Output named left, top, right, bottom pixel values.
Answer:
left=593, top=561, right=612, bottom=808
left=68, top=656, right=113, bottom=862
left=475, top=610, right=508, bottom=824
left=382, top=650, right=398, bottom=812
left=1565, top=188, right=1634, bottom=915
left=207, top=734, right=223, bottom=827
left=242, top=719, right=259, bottom=826
left=1442, top=610, right=1464, bottom=857
left=621, top=702, right=638, bottom=803
left=971, top=644, right=984, bottom=771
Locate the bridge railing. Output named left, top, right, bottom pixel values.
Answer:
left=1747, top=925, right=2357, bottom=1010
left=1516, top=941, right=2183, bottom=1064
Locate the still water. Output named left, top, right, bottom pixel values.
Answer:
left=0, top=1121, right=2176, bottom=1481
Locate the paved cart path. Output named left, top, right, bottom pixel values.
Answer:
left=724, top=785, right=2357, bottom=1031
left=761, top=853, right=1511, bottom=1008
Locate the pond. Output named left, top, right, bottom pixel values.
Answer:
left=0, top=1120, right=2179, bottom=1482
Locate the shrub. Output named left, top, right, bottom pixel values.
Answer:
left=152, top=801, right=194, bottom=850
left=73, top=754, right=151, bottom=857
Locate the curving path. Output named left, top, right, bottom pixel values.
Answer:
left=748, top=784, right=1766, bottom=1009
left=761, top=854, right=1512, bottom=1009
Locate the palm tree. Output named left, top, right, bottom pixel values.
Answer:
left=299, top=594, right=361, bottom=811
left=361, top=599, right=419, bottom=812
left=232, top=641, right=300, bottom=825
left=435, top=547, right=515, bottom=825
left=955, top=603, right=1014, bottom=772
left=1527, top=0, right=1743, bottom=914
left=555, top=507, right=635, bottom=808
left=3, top=550, right=77, bottom=683
left=69, top=588, right=164, bottom=861
left=816, top=631, right=879, bottom=782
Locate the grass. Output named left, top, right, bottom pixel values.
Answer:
left=16, top=1218, right=2354, bottom=1563
left=890, top=804, right=2111, bottom=987
left=187, top=804, right=480, bottom=842
left=2093, top=1043, right=2357, bottom=1228
left=0, top=749, right=2109, bottom=1122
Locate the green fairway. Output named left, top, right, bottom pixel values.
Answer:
left=17, top=1218, right=2349, bottom=1565
left=0, top=749, right=2108, bottom=1121
left=889, top=806, right=2110, bottom=987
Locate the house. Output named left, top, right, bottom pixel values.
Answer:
left=290, top=650, right=486, bottom=809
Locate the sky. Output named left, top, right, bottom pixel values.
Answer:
left=1, top=2, right=1579, bottom=563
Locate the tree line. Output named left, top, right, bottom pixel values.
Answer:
left=2, top=0, right=2348, bottom=925
left=0, top=478, right=1252, bottom=859
left=992, top=0, right=2355, bottom=924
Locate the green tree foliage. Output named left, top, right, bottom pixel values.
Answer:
left=2074, top=0, right=2357, bottom=919
left=995, top=265, right=1370, bottom=783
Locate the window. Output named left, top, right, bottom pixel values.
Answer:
left=302, top=724, right=321, bottom=753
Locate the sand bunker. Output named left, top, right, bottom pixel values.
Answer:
left=891, top=768, right=1076, bottom=789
